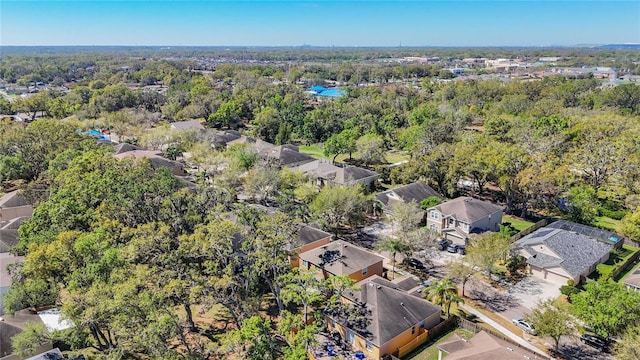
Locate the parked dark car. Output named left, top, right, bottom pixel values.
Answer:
left=580, top=334, right=609, bottom=352
left=447, top=244, right=459, bottom=253
left=437, top=239, right=450, bottom=250
left=457, top=245, right=466, bottom=255
left=404, top=257, right=426, bottom=270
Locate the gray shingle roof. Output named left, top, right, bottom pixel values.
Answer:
left=298, top=241, right=384, bottom=276
left=0, top=191, right=30, bottom=209
left=170, top=120, right=205, bottom=131
left=547, top=220, right=624, bottom=244
left=291, top=160, right=378, bottom=185
left=333, top=275, right=441, bottom=346
left=261, top=145, right=316, bottom=167
left=431, top=197, right=502, bottom=223
left=112, top=142, right=142, bottom=155
left=227, top=136, right=274, bottom=152
left=375, top=182, right=442, bottom=207
left=516, top=227, right=613, bottom=277
left=623, top=266, right=640, bottom=289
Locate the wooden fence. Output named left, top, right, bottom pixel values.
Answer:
left=397, top=331, right=429, bottom=358
left=455, top=317, right=550, bottom=359
left=510, top=219, right=548, bottom=243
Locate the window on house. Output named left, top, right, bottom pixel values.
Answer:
left=429, top=224, right=437, bottom=232
left=302, top=260, right=308, bottom=268
left=346, top=329, right=355, bottom=345
left=411, top=326, right=416, bottom=335
left=430, top=211, right=439, bottom=219
left=362, top=267, right=368, bottom=276
left=366, top=340, right=373, bottom=351
left=448, top=218, right=454, bottom=226
left=461, top=222, right=468, bottom=230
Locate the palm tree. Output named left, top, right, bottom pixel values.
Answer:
left=378, top=237, right=411, bottom=280
left=424, top=278, right=463, bottom=317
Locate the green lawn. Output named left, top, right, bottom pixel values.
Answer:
left=404, top=328, right=474, bottom=360
left=502, top=215, right=535, bottom=232
left=594, top=216, right=621, bottom=232
left=298, top=144, right=409, bottom=165
left=384, top=150, right=410, bottom=164
left=596, top=244, right=640, bottom=279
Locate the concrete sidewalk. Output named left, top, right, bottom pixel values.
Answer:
left=460, top=303, right=552, bottom=358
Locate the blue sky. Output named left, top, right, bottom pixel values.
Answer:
left=1, top=1, right=639, bottom=46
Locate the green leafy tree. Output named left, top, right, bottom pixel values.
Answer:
left=324, top=128, right=359, bottom=162
left=386, top=200, right=423, bottom=233
left=424, top=278, right=462, bottom=316
left=446, top=261, right=475, bottom=297
left=378, top=237, right=412, bottom=280
left=309, top=185, right=370, bottom=235
left=572, top=278, right=640, bottom=338
left=243, top=212, right=299, bottom=312
left=614, top=325, right=640, bottom=360
left=9, top=322, right=52, bottom=357
left=3, top=277, right=59, bottom=314
left=280, top=268, right=328, bottom=325
left=566, top=185, right=599, bottom=225
left=526, top=298, right=574, bottom=351
left=356, top=133, right=386, bottom=165
left=466, top=232, right=511, bottom=279
left=621, top=206, right=640, bottom=241
left=208, top=100, right=242, bottom=129
left=420, top=196, right=442, bottom=210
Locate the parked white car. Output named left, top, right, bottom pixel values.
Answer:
left=512, top=318, right=537, bottom=335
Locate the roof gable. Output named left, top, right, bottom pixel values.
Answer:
left=0, top=191, right=30, bottom=209
left=298, top=241, right=384, bottom=276
left=376, top=182, right=442, bottom=207
left=432, top=197, right=502, bottom=223
left=516, top=227, right=613, bottom=277
left=337, top=275, right=441, bottom=346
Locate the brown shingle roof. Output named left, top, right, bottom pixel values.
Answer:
left=439, top=331, right=546, bottom=360
left=332, top=275, right=441, bottom=347
left=298, top=241, right=383, bottom=277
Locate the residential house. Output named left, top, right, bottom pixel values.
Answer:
left=212, top=130, right=242, bottom=148
left=514, top=223, right=614, bottom=285
left=0, top=191, right=32, bottom=317
left=0, top=217, right=29, bottom=253
left=0, top=191, right=33, bottom=221
left=113, top=150, right=187, bottom=176
left=425, top=197, right=503, bottom=245
left=298, top=241, right=384, bottom=282
left=112, top=142, right=143, bottom=155
left=0, top=310, right=53, bottom=359
left=325, top=275, right=442, bottom=359
left=290, top=160, right=378, bottom=190
left=374, top=181, right=442, bottom=217
left=289, top=225, right=332, bottom=267
left=24, top=348, right=65, bottom=360
left=0, top=309, right=73, bottom=360
left=260, top=144, right=316, bottom=168
left=623, top=265, right=640, bottom=292
left=437, top=330, right=546, bottom=360
left=226, top=136, right=275, bottom=153
left=169, top=120, right=205, bottom=131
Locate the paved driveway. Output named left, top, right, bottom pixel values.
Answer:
left=506, top=276, right=561, bottom=310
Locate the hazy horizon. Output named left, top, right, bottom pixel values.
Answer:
left=2, top=1, right=639, bottom=47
